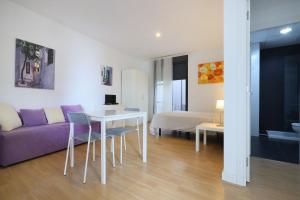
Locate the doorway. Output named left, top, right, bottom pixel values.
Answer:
left=223, top=0, right=300, bottom=186
left=250, top=24, right=300, bottom=163
left=250, top=3, right=300, bottom=164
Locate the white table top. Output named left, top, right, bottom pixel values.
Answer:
left=196, top=122, right=224, bottom=132
left=87, top=110, right=146, bottom=121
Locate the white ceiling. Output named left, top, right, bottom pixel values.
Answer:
left=251, top=22, right=300, bottom=49
left=250, top=0, right=300, bottom=32
left=10, top=0, right=223, bottom=59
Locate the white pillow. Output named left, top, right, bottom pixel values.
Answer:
left=0, top=103, right=22, bottom=131
left=44, top=108, right=65, bottom=124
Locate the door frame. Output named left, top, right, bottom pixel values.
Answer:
left=246, top=0, right=251, bottom=183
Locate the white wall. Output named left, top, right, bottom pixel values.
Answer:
left=250, top=43, right=260, bottom=136
left=0, top=0, right=151, bottom=111
left=223, top=0, right=248, bottom=186
left=251, top=0, right=300, bottom=31
left=188, top=50, right=224, bottom=112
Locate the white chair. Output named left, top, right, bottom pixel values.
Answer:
left=107, top=107, right=141, bottom=165
left=106, top=126, right=136, bottom=164
left=121, top=107, right=141, bottom=158
left=63, top=112, right=117, bottom=183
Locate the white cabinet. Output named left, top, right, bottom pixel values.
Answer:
left=122, top=69, right=148, bottom=114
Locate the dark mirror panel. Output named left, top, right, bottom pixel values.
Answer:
left=260, top=44, right=300, bottom=133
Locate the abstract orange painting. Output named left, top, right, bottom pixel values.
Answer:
left=198, top=61, right=224, bottom=84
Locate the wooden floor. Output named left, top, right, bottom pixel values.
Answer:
left=0, top=133, right=299, bottom=200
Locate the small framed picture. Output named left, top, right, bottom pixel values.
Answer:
left=101, top=65, right=113, bottom=86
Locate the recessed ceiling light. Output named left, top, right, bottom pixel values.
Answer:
left=155, top=32, right=161, bottom=38
left=280, top=27, right=292, bottom=34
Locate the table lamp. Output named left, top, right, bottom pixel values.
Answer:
left=216, top=100, right=224, bottom=126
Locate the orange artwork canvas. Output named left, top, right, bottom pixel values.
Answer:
left=198, top=61, right=224, bottom=84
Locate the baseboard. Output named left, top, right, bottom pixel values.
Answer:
left=222, top=170, right=237, bottom=184
left=222, top=170, right=247, bottom=186
left=222, top=171, right=236, bottom=184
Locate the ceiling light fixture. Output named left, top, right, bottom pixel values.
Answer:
left=280, top=27, right=292, bottom=34
left=155, top=32, right=161, bottom=38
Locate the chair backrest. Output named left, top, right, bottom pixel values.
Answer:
left=67, top=112, right=90, bottom=125
left=124, top=107, right=140, bottom=112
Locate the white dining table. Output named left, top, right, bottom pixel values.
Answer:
left=86, top=110, right=148, bottom=184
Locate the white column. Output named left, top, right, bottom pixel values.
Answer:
left=223, top=0, right=248, bottom=186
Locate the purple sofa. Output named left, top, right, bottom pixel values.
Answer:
left=0, top=121, right=100, bottom=167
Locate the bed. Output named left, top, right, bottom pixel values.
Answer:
left=150, top=111, right=216, bottom=135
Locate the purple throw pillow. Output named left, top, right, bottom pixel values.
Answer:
left=61, top=105, right=83, bottom=122
left=19, top=109, right=48, bottom=127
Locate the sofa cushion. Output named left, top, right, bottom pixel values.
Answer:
left=0, top=103, right=22, bottom=131
left=61, top=105, right=83, bottom=122
left=20, top=109, right=48, bottom=127
left=44, top=108, right=65, bottom=124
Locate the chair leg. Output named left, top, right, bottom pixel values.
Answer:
left=123, top=134, right=127, bottom=151
left=64, top=137, right=71, bottom=176
left=69, top=124, right=75, bottom=167
left=120, top=134, right=123, bottom=165
left=92, top=141, right=96, bottom=162
left=111, top=137, right=115, bottom=167
left=122, top=120, right=127, bottom=151
left=70, top=138, right=74, bottom=167
left=137, top=119, right=141, bottom=154
left=83, top=138, right=91, bottom=183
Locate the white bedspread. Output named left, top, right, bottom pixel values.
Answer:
left=150, top=111, right=216, bottom=134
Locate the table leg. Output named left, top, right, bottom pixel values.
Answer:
left=101, top=120, right=106, bottom=184
left=70, top=123, right=74, bottom=167
left=204, top=130, right=207, bottom=145
left=196, top=128, right=200, bottom=152
left=143, top=113, right=147, bottom=163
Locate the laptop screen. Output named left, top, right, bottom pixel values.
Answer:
left=105, top=94, right=116, bottom=105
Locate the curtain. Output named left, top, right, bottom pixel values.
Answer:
left=153, top=57, right=172, bottom=113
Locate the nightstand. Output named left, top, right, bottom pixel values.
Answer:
left=195, top=123, right=224, bottom=152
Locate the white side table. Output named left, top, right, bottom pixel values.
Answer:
left=195, top=123, right=224, bottom=152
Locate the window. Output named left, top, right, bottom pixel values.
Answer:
left=155, top=80, right=164, bottom=113
left=172, top=80, right=186, bottom=111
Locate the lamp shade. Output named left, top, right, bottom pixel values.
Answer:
left=216, top=100, right=224, bottom=110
